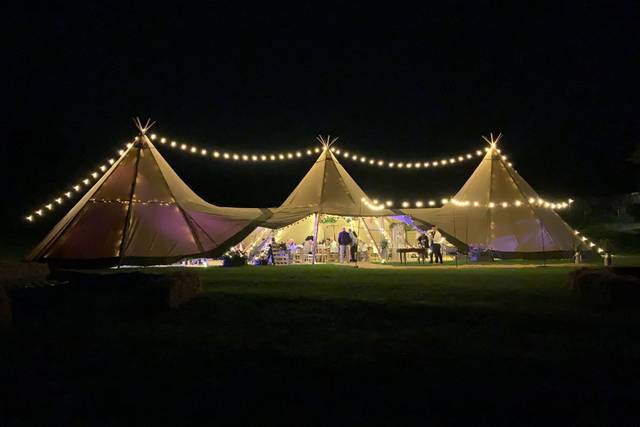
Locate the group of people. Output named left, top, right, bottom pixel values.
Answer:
left=337, top=227, right=360, bottom=263
left=417, top=226, right=444, bottom=264
left=265, top=227, right=365, bottom=264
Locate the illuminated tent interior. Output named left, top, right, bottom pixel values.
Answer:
left=402, top=134, right=583, bottom=259
left=25, top=119, right=270, bottom=268
left=238, top=136, right=414, bottom=262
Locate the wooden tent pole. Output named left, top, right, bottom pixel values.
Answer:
left=311, top=212, right=320, bottom=264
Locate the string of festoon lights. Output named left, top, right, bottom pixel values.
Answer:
left=149, top=133, right=498, bottom=169
left=23, top=132, right=495, bottom=222
left=24, top=140, right=136, bottom=222
left=572, top=229, right=608, bottom=257
left=360, top=196, right=575, bottom=210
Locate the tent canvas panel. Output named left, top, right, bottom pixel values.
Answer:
left=26, top=127, right=270, bottom=267
left=131, top=147, right=175, bottom=202
left=45, top=203, right=128, bottom=259
left=122, top=204, right=200, bottom=257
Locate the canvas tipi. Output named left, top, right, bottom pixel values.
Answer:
left=403, top=134, right=582, bottom=258
left=243, top=136, right=398, bottom=262
left=26, top=119, right=270, bottom=267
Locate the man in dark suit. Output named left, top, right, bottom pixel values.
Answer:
left=338, top=227, right=352, bottom=263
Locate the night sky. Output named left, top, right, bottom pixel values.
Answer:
left=4, top=3, right=639, bottom=239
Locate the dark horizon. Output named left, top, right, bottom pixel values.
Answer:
left=4, top=3, right=639, bottom=237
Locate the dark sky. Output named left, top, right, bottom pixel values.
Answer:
left=4, top=3, right=639, bottom=237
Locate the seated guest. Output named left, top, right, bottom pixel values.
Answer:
left=303, top=238, right=313, bottom=254
left=287, top=239, right=297, bottom=261
left=329, top=238, right=339, bottom=260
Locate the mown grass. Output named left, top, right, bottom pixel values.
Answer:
left=3, top=264, right=640, bottom=424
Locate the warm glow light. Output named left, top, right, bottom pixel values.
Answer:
left=515, top=200, right=522, bottom=206
left=213, top=151, right=220, bottom=158
left=233, top=154, right=240, bottom=160
left=415, top=201, right=423, bottom=207
left=441, top=198, right=449, bottom=204
left=402, top=201, right=409, bottom=208
left=488, top=202, right=495, bottom=208
left=190, top=147, right=197, bottom=153
left=428, top=200, right=436, bottom=206
left=201, top=149, right=207, bottom=155
left=386, top=201, right=393, bottom=206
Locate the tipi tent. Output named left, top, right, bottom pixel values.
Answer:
left=241, top=136, right=400, bottom=262
left=26, top=119, right=270, bottom=268
left=403, top=134, right=582, bottom=258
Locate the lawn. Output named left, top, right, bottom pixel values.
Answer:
left=3, top=264, right=640, bottom=424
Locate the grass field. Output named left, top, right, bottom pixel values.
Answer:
left=3, top=263, right=640, bottom=425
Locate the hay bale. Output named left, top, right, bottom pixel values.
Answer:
left=569, top=267, right=640, bottom=307
left=0, top=286, right=11, bottom=331
left=10, top=271, right=200, bottom=325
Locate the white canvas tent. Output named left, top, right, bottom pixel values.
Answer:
left=402, top=134, right=583, bottom=258
left=241, top=136, right=401, bottom=262
left=26, top=119, right=270, bottom=268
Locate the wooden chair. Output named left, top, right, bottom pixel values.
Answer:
left=272, top=249, right=290, bottom=266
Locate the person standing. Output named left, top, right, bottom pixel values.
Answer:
left=267, top=237, right=276, bottom=265
left=338, top=227, right=352, bottom=263
left=432, top=240, right=443, bottom=264
left=574, top=249, right=582, bottom=264
left=380, top=237, right=389, bottom=263
left=427, top=227, right=436, bottom=263
left=417, top=233, right=429, bottom=263
left=348, top=228, right=358, bottom=262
